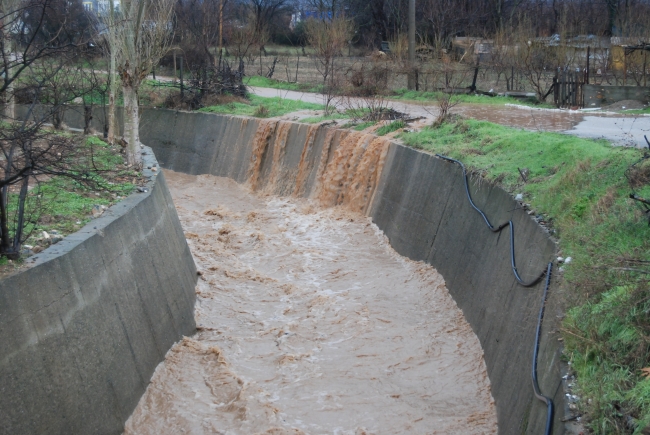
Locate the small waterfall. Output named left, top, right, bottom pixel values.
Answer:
left=316, top=131, right=389, bottom=214
left=246, top=121, right=390, bottom=216
left=247, top=119, right=278, bottom=191
left=293, top=124, right=321, bottom=198
left=265, top=121, right=292, bottom=193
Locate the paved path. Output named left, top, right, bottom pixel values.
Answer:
left=564, top=115, right=650, bottom=148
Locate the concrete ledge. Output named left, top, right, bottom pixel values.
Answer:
left=583, top=84, right=650, bottom=106
left=0, top=147, right=197, bottom=435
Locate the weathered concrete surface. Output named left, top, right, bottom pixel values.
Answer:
left=583, top=84, right=650, bottom=107
left=370, top=145, right=561, bottom=434
left=134, top=110, right=562, bottom=435
left=0, top=147, right=197, bottom=435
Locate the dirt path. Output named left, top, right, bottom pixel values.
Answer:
left=124, top=170, right=497, bottom=435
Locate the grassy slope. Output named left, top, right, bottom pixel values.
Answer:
left=1, top=136, right=136, bottom=270
left=244, top=75, right=324, bottom=93
left=376, top=120, right=405, bottom=136
left=400, top=120, right=650, bottom=433
left=300, top=108, right=373, bottom=124
left=390, top=88, right=556, bottom=108
left=300, top=112, right=353, bottom=124
left=27, top=136, right=134, bottom=235
left=199, top=94, right=323, bottom=117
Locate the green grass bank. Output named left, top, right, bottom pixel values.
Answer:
left=244, top=75, right=324, bottom=94
left=200, top=94, right=324, bottom=118
left=389, top=88, right=556, bottom=108
left=400, top=119, right=650, bottom=433
left=1, top=135, right=137, bottom=273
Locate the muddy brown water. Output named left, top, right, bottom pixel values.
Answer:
left=123, top=170, right=497, bottom=435
left=456, top=105, right=584, bottom=131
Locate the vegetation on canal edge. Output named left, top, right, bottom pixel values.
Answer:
left=400, top=119, right=650, bottom=433
left=376, top=120, right=406, bottom=136
left=200, top=94, right=324, bottom=118
left=244, top=75, right=324, bottom=94
left=0, top=135, right=138, bottom=275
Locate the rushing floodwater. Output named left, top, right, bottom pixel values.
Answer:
left=123, top=170, right=497, bottom=434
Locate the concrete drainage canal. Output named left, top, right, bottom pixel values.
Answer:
left=126, top=169, right=497, bottom=434
left=2, top=109, right=564, bottom=434
left=132, top=110, right=562, bottom=435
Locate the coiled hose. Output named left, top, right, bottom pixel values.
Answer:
left=436, top=154, right=554, bottom=435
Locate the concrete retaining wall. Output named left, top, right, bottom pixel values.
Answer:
left=40, top=107, right=563, bottom=433
left=0, top=147, right=197, bottom=435
left=370, top=145, right=562, bottom=434
left=583, top=84, right=650, bottom=107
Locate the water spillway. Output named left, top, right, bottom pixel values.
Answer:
left=137, top=110, right=562, bottom=434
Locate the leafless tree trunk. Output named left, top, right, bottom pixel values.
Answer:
left=115, top=0, right=175, bottom=167
left=122, top=84, right=140, bottom=163
left=1, top=0, right=20, bottom=120
left=107, top=0, right=118, bottom=144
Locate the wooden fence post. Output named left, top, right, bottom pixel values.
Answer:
left=586, top=46, right=590, bottom=84
left=180, top=56, right=184, bottom=98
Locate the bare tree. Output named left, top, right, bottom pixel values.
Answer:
left=175, top=0, right=227, bottom=67
left=304, top=14, right=354, bottom=83
left=0, top=122, right=109, bottom=258
left=228, top=10, right=267, bottom=62
left=113, top=0, right=175, bottom=166
left=0, top=0, right=110, bottom=258
left=23, top=59, right=89, bottom=129
left=244, top=0, right=293, bottom=52
left=304, top=14, right=353, bottom=114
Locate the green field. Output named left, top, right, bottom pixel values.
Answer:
left=200, top=94, right=324, bottom=118
left=244, top=75, right=324, bottom=94
left=389, top=88, right=556, bottom=108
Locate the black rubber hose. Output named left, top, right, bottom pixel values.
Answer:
left=436, top=154, right=545, bottom=287
left=436, top=155, right=507, bottom=232
left=533, top=262, right=554, bottom=435
left=436, top=154, right=554, bottom=433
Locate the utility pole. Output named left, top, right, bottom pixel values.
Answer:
left=407, top=0, right=416, bottom=90
left=219, top=0, right=223, bottom=56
